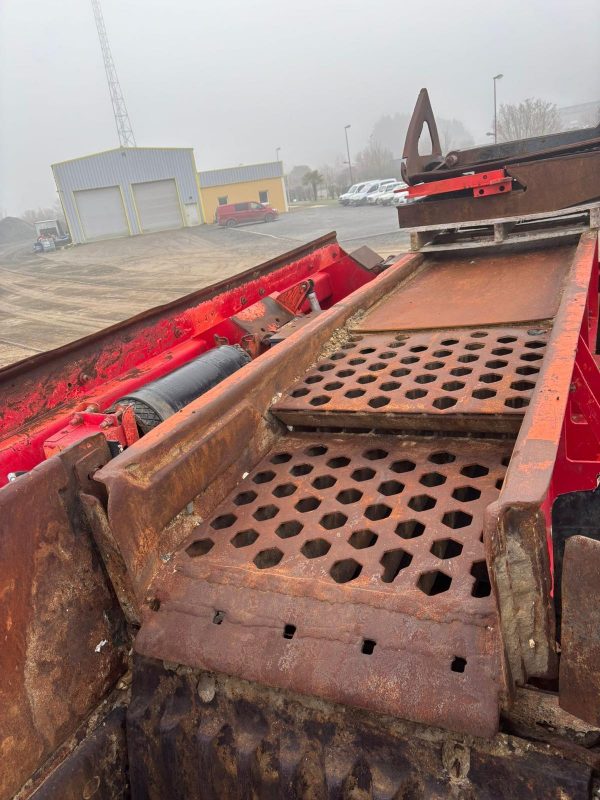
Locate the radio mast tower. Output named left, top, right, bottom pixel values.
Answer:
left=90, top=0, right=136, bottom=147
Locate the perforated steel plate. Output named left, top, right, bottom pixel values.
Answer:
left=271, top=327, right=549, bottom=432
left=136, top=433, right=511, bottom=736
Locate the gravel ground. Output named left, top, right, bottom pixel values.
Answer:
left=0, top=205, right=409, bottom=367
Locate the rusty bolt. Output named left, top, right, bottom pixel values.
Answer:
left=197, top=673, right=216, bottom=703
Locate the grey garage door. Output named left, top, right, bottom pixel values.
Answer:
left=74, top=186, right=129, bottom=241
left=132, top=179, right=183, bottom=233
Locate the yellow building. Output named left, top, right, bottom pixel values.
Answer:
left=199, top=161, right=288, bottom=223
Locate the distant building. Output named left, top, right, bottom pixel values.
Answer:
left=198, top=161, right=288, bottom=222
left=52, top=147, right=203, bottom=244
left=52, top=149, right=288, bottom=244
left=559, top=101, right=600, bottom=130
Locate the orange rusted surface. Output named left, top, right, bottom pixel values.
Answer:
left=357, top=246, right=574, bottom=332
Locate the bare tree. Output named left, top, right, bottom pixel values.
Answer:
left=372, top=112, right=474, bottom=156
left=21, top=200, right=64, bottom=224
left=496, top=98, right=561, bottom=142
left=438, top=118, right=474, bottom=152
left=302, top=170, right=324, bottom=201
left=355, top=138, right=396, bottom=180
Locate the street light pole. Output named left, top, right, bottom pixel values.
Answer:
left=275, top=147, right=281, bottom=163
left=493, top=74, right=503, bottom=144
left=344, top=125, right=353, bottom=185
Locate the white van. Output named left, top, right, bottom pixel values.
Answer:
left=338, top=182, right=367, bottom=205
left=349, top=179, right=397, bottom=206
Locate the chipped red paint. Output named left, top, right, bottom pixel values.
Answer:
left=0, top=236, right=377, bottom=486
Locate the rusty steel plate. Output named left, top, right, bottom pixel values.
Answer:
left=136, top=433, right=511, bottom=737
left=356, top=246, right=573, bottom=332
left=559, top=535, right=600, bottom=725
left=271, top=327, right=549, bottom=433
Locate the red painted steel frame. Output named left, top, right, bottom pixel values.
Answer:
left=0, top=239, right=376, bottom=486
left=407, top=169, right=511, bottom=199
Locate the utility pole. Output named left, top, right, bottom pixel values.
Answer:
left=90, top=0, right=137, bottom=148
left=344, top=125, right=353, bottom=184
left=493, top=74, right=503, bottom=144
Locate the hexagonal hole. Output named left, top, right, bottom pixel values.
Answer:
left=391, top=368, right=411, bottom=378
left=254, top=547, right=283, bottom=569
left=485, top=359, right=507, bottom=369
left=471, top=560, right=492, bottom=597
left=451, top=367, right=472, bottom=377
left=337, top=369, right=355, bottom=378
left=433, top=349, right=453, bottom=357
left=472, top=388, right=496, bottom=400
left=479, top=373, right=502, bottom=384
left=380, top=381, right=401, bottom=392
left=365, top=503, right=392, bottom=521
left=430, top=538, right=463, bottom=559
left=461, top=463, right=489, bottom=478
left=295, top=496, right=321, bottom=513
left=401, top=356, right=420, bottom=365
left=330, top=352, right=346, bottom=361
left=418, top=570, right=452, bottom=595
left=211, top=513, right=237, bottom=530
left=516, top=365, right=539, bottom=376
left=464, top=343, right=484, bottom=351
left=520, top=352, right=543, bottom=362
left=378, top=479, right=404, bottom=496
left=419, top=471, right=446, bottom=487
left=505, top=396, right=529, bottom=409
left=349, top=529, right=378, bottom=549
left=327, top=456, right=351, bottom=469
left=379, top=351, right=396, bottom=360
left=429, top=451, right=455, bottom=464
left=359, top=347, right=376, bottom=354
left=312, top=474, right=337, bottom=490
left=424, top=361, right=444, bottom=370
left=442, top=510, right=473, bottom=529
left=275, top=520, right=303, bottom=539
left=301, top=538, right=331, bottom=559
left=291, top=463, right=313, bottom=476
left=317, top=363, right=335, bottom=372
left=253, top=470, right=276, bottom=484
left=369, top=396, right=390, bottom=409
left=470, top=331, right=488, bottom=338
left=390, top=459, right=416, bottom=473
left=324, top=381, right=343, bottom=391
left=357, top=374, right=376, bottom=385
left=452, top=485, right=481, bottom=502
left=368, top=362, right=387, bottom=372
left=441, top=381, right=464, bottom=391
left=525, top=340, right=546, bottom=349
left=442, top=338, right=459, bottom=346
left=231, top=529, right=259, bottom=548
left=253, top=505, right=279, bottom=521
left=186, top=538, right=214, bottom=557
left=291, top=388, right=310, bottom=398
left=408, top=494, right=436, bottom=512
left=348, top=358, right=365, bottom=366
left=364, top=448, right=388, bottom=461
left=310, top=395, right=331, bottom=407
left=458, top=354, right=478, bottom=363
left=345, top=388, right=366, bottom=398
left=497, top=335, right=517, bottom=343
left=233, top=490, right=257, bottom=506
left=406, top=388, right=427, bottom=399
left=273, top=483, right=297, bottom=498
left=410, top=344, right=427, bottom=352
left=381, top=549, right=413, bottom=583
left=305, top=444, right=327, bottom=457
left=336, top=488, right=363, bottom=504
left=305, top=374, right=324, bottom=384
left=433, top=397, right=457, bottom=410
left=395, top=519, right=424, bottom=539
left=492, top=347, right=512, bottom=356
left=270, top=451, right=292, bottom=464
left=330, top=559, right=362, bottom=584
left=415, top=373, right=436, bottom=384
left=511, top=380, right=535, bottom=391
left=351, top=467, right=375, bottom=482
left=320, top=511, right=348, bottom=529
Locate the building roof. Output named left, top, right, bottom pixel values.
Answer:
left=51, top=146, right=194, bottom=168
left=199, top=161, right=283, bottom=188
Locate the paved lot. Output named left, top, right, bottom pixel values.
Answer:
left=0, top=205, right=409, bottom=367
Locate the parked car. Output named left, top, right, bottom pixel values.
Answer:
left=367, top=182, right=400, bottom=205
left=379, top=182, right=408, bottom=205
left=391, top=185, right=411, bottom=206
left=338, top=183, right=367, bottom=205
left=350, top=178, right=398, bottom=206
left=216, top=201, right=278, bottom=226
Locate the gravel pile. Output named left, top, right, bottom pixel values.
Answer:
left=0, top=216, right=35, bottom=244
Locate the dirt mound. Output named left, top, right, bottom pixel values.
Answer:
left=0, top=217, right=34, bottom=244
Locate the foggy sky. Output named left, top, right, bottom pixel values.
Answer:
left=1, top=0, right=599, bottom=214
